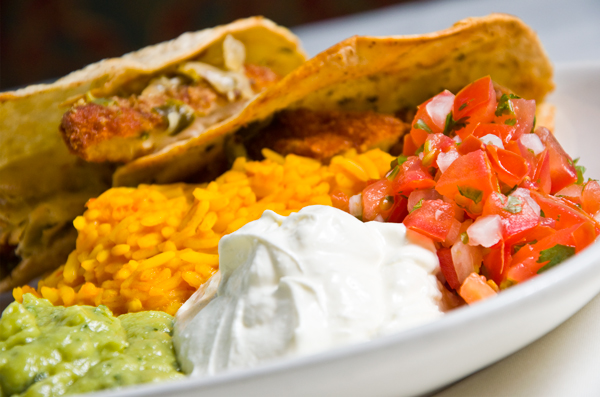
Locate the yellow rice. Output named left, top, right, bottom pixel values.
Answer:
left=14, top=148, right=394, bottom=315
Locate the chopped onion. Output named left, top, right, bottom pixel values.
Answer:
left=436, top=150, right=460, bottom=173
left=407, top=189, right=442, bottom=212
left=512, top=188, right=541, bottom=217
left=594, top=211, right=600, bottom=224
left=349, top=194, right=363, bottom=218
left=426, top=90, right=455, bottom=130
left=223, top=34, right=246, bottom=72
left=374, top=214, right=385, bottom=222
left=467, top=215, right=503, bottom=247
left=453, top=135, right=462, bottom=144
left=451, top=241, right=483, bottom=284
left=443, top=218, right=462, bottom=247
left=519, top=133, right=545, bottom=155
left=480, top=134, right=505, bottom=149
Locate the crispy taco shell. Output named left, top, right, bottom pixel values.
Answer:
left=115, top=14, right=553, bottom=187
left=0, top=17, right=306, bottom=291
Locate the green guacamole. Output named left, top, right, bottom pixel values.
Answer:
left=0, top=294, right=184, bottom=396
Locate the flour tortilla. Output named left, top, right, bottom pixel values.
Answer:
left=0, top=17, right=306, bottom=291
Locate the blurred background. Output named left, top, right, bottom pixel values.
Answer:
left=2, top=0, right=600, bottom=90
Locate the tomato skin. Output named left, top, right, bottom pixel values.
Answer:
left=362, top=179, right=394, bottom=221
left=453, top=76, right=497, bottom=137
left=486, top=145, right=528, bottom=187
left=582, top=180, right=600, bottom=215
left=459, top=273, right=497, bottom=304
left=436, top=149, right=497, bottom=205
left=532, top=149, right=552, bottom=194
left=482, top=192, right=539, bottom=243
left=403, top=199, right=455, bottom=242
left=438, top=247, right=461, bottom=290
left=535, top=127, right=577, bottom=193
left=387, top=195, right=409, bottom=223
left=331, top=189, right=349, bottom=212
left=392, top=157, right=436, bottom=195
left=483, top=240, right=510, bottom=285
left=457, top=135, right=485, bottom=155
left=531, top=191, right=596, bottom=231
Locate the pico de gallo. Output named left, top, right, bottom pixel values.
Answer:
left=331, top=76, right=600, bottom=305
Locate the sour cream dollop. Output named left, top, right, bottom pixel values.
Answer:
left=174, top=205, right=443, bottom=376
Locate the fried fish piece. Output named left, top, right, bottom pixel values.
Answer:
left=61, top=65, right=280, bottom=163
left=244, top=108, right=409, bottom=161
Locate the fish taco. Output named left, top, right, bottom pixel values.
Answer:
left=0, top=17, right=306, bottom=291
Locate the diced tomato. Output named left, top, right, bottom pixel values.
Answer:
left=459, top=273, right=497, bottom=304
left=483, top=240, right=511, bottom=285
left=402, top=134, right=419, bottom=156
left=436, top=150, right=497, bottom=209
left=387, top=196, right=409, bottom=223
left=362, top=179, right=394, bottom=221
left=331, top=189, right=349, bottom=213
left=453, top=76, right=497, bottom=138
left=482, top=191, right=539, bottom=243
left=535, top=127, right=577, bottom=193
left=425, top=90, right=455, bottom=131
left=572, top=221, right=597, bottom=252
left=531, top=191, right=597, bottom=231
left=473, top=123, right=516, bottom=144
left=422, top=133, right=455, bottom=167
left=582, top=180, right=600, bottom=215
left=532, top=149, right=552, bottom=194
left=494, top=98, right=536, bottom=140
left=486, top=145, right=529, bottom=187
left=506, top=225, right=580, bottom=283
left=457, top=134, right=484, bottom=155
left=438, top=247, right=461, bottom=290
left=554, top=184, right=583, bottom=206
left=392, top=157, right=436, bottom=195
left=410, top=91, right=454, bottom=147
left=403, top=199, right=455, bottom=242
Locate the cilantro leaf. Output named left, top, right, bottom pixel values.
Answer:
left=576, top=165, right=587, bottom=185
left=397, top=155, right=409, bottom=165
left=411, top=198, right=424, bottom=212
left=414, top=119, right=432, bottom=133
left=459, top=103, right=468, bottom=111
left=458, top=186, right=483, bottom=204
left=537, top=244, right=576, bottom=274
left=415, top=144, right=425, bottom=155
left=495, top=93, right=520, bottom=117
left=443, top=113, right=469, bottom=136
left=540, top=209, right=546, bottom=218
left=503, top=195, right=522, bottom=214
left=504, top=118, right=517, bottom=126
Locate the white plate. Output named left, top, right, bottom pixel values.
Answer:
left=81, top=62, right=600, bottom=397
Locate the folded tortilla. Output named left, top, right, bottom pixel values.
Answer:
left=0, top=17, right=306, bottom=291
left=114, top=13, right=553, bottom=188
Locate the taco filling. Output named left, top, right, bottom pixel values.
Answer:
left=61, top=36, right=281, bottom=163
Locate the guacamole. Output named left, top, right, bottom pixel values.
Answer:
left=0, top=294, right=183, bottom=396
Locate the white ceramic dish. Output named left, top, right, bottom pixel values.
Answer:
left=77, top=62, right=600, bottom=397
left=3, top=63, right=599, bottom=397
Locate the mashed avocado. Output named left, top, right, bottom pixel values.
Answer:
left=0, top=294, right=183, bottom=396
